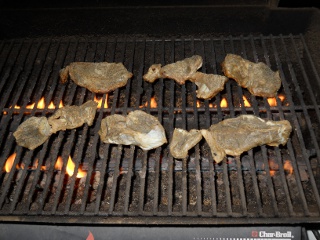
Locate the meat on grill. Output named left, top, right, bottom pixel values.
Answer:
left=48, top=100, right=97, bottom=133
left=221, top=54, right=281, bottom=97
left=169, top=128, right=202, bottom=159
left=142, top=64, right=162, bottom=83
left=143, top=55, right=203, bottom=84
left=13, top=117, right=52, bottom=150
left=201, top=115, right=292, bottom=163
left=59, top=62, right=133, bottom=93
left=189, top=72, right=228, bottom=99
left=99, top=110, right=167, bottom=150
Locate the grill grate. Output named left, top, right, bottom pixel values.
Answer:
left=0, top=34, right=320, bottom=224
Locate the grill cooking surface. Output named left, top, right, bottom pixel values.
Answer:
left=0, top=34, right=320, bottom=224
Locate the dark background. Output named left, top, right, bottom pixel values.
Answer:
left=0, top=0, right=319, bottom=8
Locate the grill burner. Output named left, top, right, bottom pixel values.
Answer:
left=0, top=34, right=320, bottom=224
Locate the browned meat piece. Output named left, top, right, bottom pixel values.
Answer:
left=169, top=128, right=202, bottom=159
left=161, top=55, right=202, bottom=84
left=143, top=55, right=203, bottom=84
left=13, top=117, right=52, bottom=150
left=59, top=62, right=133, bottom=94
left=48, top=100, right=97, bottom=133
left=143, top=64, right=162, bottom=83
left=99, top=110, right=167, bottom=150
left=189, top=72, right=228, bottom=99
left=221, top=54, right=281, bottom=97
left=201, top=115, right=292, bottom=163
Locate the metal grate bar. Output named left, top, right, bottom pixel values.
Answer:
left=50, top=40, right=91, bottom=214
left=0, top=34, right=320, bottom=223
left=0, top=40, right=46, bottom=208
left=94, top=40, right=117, bottom=215
left=204, top=38, right=218, bottom=216
left=67, top=40, right=108, bottom=215
left=220, top=37, right=233, bottom=216
left=300, top=34, right=320, bottom=88
left=8, top=39, right=62, bottom=214
left=192, top=38, right=203, bottom=215
left=180, top=40, right=188, bottom=216
left=108, top=39, right=128, bottom=215
left=35, top=39, right=81, bottom=215
left=259, top=35, right=295, bottom=216
left=152, top=39, right=165, bottom=215
left=245, top=35, right=279, bottom=216
left=270, top=35, right=311, bottom=216
left=279, top=35, right=320, bottom=212
left=166, top=39, right=176, bottom=215
left=0, top=40, right=16, bottom=95
left=0, top=40, right=24, bottom=104
left=124, top=40, right=146, bottom=215
left=228, top=36, right=251, bottom=216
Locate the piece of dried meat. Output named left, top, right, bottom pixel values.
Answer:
left=99, top=110, right=167, bottom=150
left=169, top=128, right=202, bottom=159
left=60, top=62, right=133, bottom=93
left=143, top=55, right=203, bottom=84
left=201, top=115, right=292, bottom=163
left=13, top=117, right=52, bottom=150
left=221, top=54, right=281, bottom=97
left=48, top=100, right=97, bottom=133
left=189, top=72, right=228, bottom=99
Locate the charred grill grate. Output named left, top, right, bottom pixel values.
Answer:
left=0, top=34, right=320, bottom=224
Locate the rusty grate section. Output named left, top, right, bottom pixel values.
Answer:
left=0, top=35, right=320, bottom=224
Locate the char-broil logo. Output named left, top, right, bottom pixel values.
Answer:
left=251, top=231, right=258, bottom=238
left=252, top=230, right=294, bottom=239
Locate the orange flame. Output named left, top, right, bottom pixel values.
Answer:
left=209, top=103, right=214, bottom=108
left=269, top=170, right=276, bottom=177
left=37, top=97, right=45, bottom=109
left=94, top=95, right=108, bottom=108
left=220, top=98, right=228, bottom=108
left=66, top=156, right=87, bottom=178
left=284, top=160, right=293, bottom=175
left=10, top=97, right=64, bottom=111
left=140, top=97, right=157, bottom=108
left=196, top=100, right=201, bottom=108
left=55, top=156, right=63, bottom=170
left=267, top=94, right=285, bottom=107
left=4, top=153, right=17, bottom=173
left=242, top=96, right=251, bottom=107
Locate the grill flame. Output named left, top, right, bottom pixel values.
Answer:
left=10, top=97, right=64, bottom=111
left=94, top=95, right=108, bottom=108
left=267, top=94, right=285, bottom=107
left=4, top=153, right=17, bottom=173
left=140, top=97, right=157, bottom=108
left=242, top=96, right=251, bottom=107
left=284, top=160, right=293, bottom=174
left=220, top=98, right=228, bottom=108
left=66, top=156, right=87, bottom=178
left=54, top=156, right=87, bottom=178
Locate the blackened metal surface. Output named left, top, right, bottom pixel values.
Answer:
left=0, top=7, right=319, bottom=39
left=0, top=35, right=320, bottom=224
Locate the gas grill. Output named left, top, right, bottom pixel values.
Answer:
left=0, top=1, right=320, bottom=239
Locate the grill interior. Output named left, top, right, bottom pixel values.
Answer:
left=0, top=34, right=320, bottom=224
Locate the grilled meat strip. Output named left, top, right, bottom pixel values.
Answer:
left=60, top=62, right=133, bottom=94
left=189, top=72, right=228, bottom=99
left=169, top=128, right=202, bottom=159
left=48, top=100, right=97, bottom=133
left=13, top=117, right=52, bottom=150
left=143, top=55, right=203, bottom=84
left=221, top=54, right=281, bottom=97
left=201, top=115, right=292, bottom=163
left=99, top=110, right=167, bottom=150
